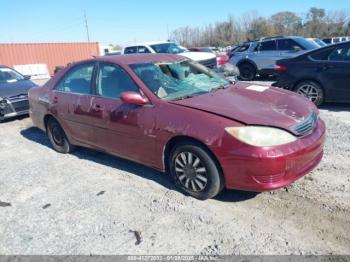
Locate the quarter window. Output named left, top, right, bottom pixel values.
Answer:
left=96, top=64, right=139, bottom=99
left=55, top=63, right=94, bottom=94
left=309, top=49, right=332, bottom=60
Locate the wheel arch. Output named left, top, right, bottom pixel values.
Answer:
left=293, top=78, right=327, bottom=100
left=237, top=59, right=258, bottom=71
left=43, top=114, right=58, bottom=132
left=163, top=135, right=224, bottom=181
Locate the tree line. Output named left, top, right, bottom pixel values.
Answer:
left=170, top=7, right=350, bottom=47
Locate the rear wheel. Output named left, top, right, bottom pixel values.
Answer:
left=295, top=81, right=324, bottom=106
left=46, top=118, right=74, bottom=153
left=238, top=63, right=256, bottom=81
left=169, top=142, right=224, bottom=200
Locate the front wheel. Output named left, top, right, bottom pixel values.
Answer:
left=295, top=81, right=324, bottom=106
left=169, top=142, right=224, bottom=200
left=46, top=118, right=74, bottom=153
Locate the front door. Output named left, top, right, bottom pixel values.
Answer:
left=91, top=62, right=158, bottom=166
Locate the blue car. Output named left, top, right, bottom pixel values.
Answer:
left=0, top=65, right=37, bottom=121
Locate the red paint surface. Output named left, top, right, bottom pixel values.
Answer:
left=29, top=54, right=325, bottom=192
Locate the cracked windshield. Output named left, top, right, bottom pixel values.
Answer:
left=131, top=59, right=230, bottom=100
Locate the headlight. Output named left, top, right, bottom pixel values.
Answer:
left=225, top=126, right=296, bottom=147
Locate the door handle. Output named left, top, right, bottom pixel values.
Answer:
left=322, top=64, right=335, bottom=70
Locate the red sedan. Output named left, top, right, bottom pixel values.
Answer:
left=29, top=54, right=325, bottom=199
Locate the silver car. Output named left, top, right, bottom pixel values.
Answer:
left=230, top=36, right=320, bottom=80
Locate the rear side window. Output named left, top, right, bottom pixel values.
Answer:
left=278, top=39, right=303, bottom=51
left=323, top=39, right=331, bottom=44
left=257, top=40, right=277, bottom=51
left=96, top=64, right=139, bottom=99
left=55, top=63, right=94, bottom=94
left=236, top=44, right=250, bottom=52
left=137, top=46, right=151, bottom=53
left=124, top=46, right=137, bottom=54
left=328, top=46, right=350, bottom=61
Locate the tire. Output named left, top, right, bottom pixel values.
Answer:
left=169, top=142, right=224, bottom=200
left=294, top=81, right=324, bottom=107
left=238, top=63, right=256, bottom=81
left=46, top=118, right=74, bottom=154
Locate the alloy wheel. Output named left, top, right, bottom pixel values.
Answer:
left=297, top=84, right=320, bottom=103
left=174, top=152, right=208, bottom=192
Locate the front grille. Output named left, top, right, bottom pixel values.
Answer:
left=199, top=58, right=217, bottom=69
left=290, top=112, right=318, bottom=136
left=11, top=100, right=29, bottom=112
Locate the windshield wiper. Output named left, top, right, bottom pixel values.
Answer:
left=171, top=95, right=194, bottom=101
left=210, top=85, right=226, bottom=92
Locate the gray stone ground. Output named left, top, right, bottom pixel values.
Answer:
left=0, top=80, right=349, bottom=255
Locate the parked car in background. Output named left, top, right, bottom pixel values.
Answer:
left=307, top=38, right=327, bottom=47
left=229, top=36, right=320, bottom=80
left=0, top=65, right=37, bottom=121
left=122, top=41, right=217, bottom=69
left=29, top=54, right=325, bottom=200
left=322, top=37, right=350, bottom=45
left=188, top=47, right=229, bottom=67
left=274, top=41, right=350, bottom=106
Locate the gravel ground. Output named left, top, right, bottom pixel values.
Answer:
left=0, top=95, right=349, bottom=255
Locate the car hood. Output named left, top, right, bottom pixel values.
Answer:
left=170, top=82, right=316, bottom=134
left=180, top=52, right=216, bottom=62
left=0, top=80, right=36, bottom=98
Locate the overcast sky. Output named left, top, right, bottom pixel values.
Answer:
left=1, top=0, right=349, bottom=46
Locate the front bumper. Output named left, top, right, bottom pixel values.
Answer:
left=214, top=119, right=326, bottom=191
left=0, top=97, right=29, bottom=121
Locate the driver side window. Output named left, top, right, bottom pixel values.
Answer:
left=96, top=64, right=139, bottom=99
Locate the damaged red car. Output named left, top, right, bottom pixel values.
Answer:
left=29, top=54, right=326, bottom=199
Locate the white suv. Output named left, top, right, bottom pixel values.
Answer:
left=122, top=41, right=217, bottom=69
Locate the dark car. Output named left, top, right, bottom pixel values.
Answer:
left=29, top=54, right=325, bottom=200
left=274, top=41, right=350, bottom=106
left=0, top=65, right=37, bottom=121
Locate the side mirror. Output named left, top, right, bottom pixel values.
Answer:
left=23, top=75, right=31, bottom=80
left=120, top=91, right=149, bottom=105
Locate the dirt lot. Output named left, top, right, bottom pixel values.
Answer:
left=0, top=98, right=349, bottom=255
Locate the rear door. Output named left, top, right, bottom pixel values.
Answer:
left=319, top=44, right=350, bottom=101
left=52, top=62, right=97, bottom=145
left=91, top=62, right=158, bottom=166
